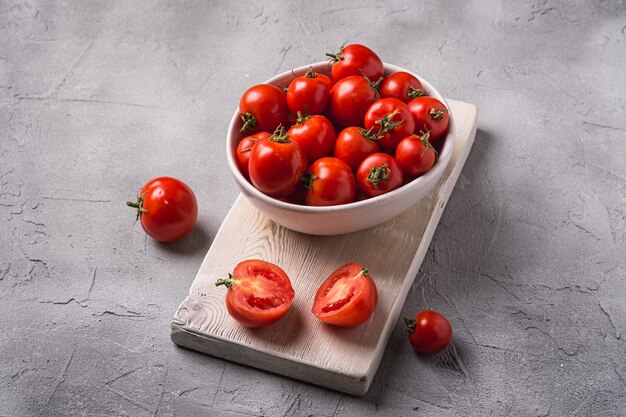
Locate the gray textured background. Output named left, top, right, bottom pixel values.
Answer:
left=1, top=0, right=625, bottom=416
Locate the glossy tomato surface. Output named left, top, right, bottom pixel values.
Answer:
left=395, top=132, right=436, bottom=178
left=407, top=96, right=449, bottom=142
left=327, top=76, right=380, bottom=128
left=236, top=131, right=270, bottom=178
left=248, top=127, right=307, bottom=198
left=216, top=260, right=295, bottom=328
left=128, top=177, right=198, bottom=242
left=364, top=98, right=415, bottom=152
left=239, top=84, right=288, bottom=133
left=286, top=68, right=331, bottom=115
left=380, top=71, right=426, bottom=103
left=304, top=157, right=356, bottom=206
left=287, top=114, right=336, bottom=163
left=327, top=44, right=384, bottom=82
left=312, top=263, right=378, bottom=327
left=405, top=310, right=452, bottom=354
left=356, top=153, right=403, bottom=198
left=333, top=126, right=380, bottom=171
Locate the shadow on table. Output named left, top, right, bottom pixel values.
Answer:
left=155, top=220, right=213, bottom=256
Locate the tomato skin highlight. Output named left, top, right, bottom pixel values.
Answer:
left=128, top=177, right=198, bottom=242
left=287, top=115, right=336, bottom=163
left=216, top=260, right=295, bottom=328
left=333, top=127, right=380, bottom=172
left=312, top=263, right=378, bottom=327
left=327, top=76, right=379, bottom=128
left=405, top=310, right=452, bottom=354
left=236, top=131, right=270, bottom=179
left=304, top=157, right=356, bottom=206
left=239, top=84, right=288, bottom=133
left=364, top=98, right=415, bottom=152
left=380, top=71, right=426, bottom=103
left=395, top=132, right=437, bottom=178
left=356, top=153, right=404, bottom=198
left=286, top=69, right=331, bottom=115
left=327, top=44, right=384, bottom=82
left=407, top=96, right=450, bottom=142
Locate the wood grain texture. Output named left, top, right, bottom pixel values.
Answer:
left=171, top=99, right=478, bottom=395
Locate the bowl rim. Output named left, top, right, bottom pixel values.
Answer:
left=226, top=61, right=456, bottom=214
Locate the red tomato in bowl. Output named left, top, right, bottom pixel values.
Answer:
left=327, top=75, right=381, bottom=128
left=312, top=263, right=378, bottom=327
left=239, top=84, right=288, bottom=133
left=405, top=310, right=452, bottom=354
left=407, top=96, right=450, bottom=142
left=248, top=127, right=307, bottom=197
left=326, top=44, right=384, bottom=82
left=356, top=153, right=403, bottom=198
left=380, top=71, right=426, bottom=103
left=286, top=67, right=331, bottom=115
left=395, top=132, right=437, bottom=178
left=215, top=260, right=295, bottom=328
left=303, top=157, right=356, bottom=206
left=287, top=114, right=336, bottom=163
left=333, top=126, right=380, bottom=171
left=364, top=98, right=415, bottom=152
left=126, top=177, right=198, bottom=242
left=236, top=131, right=270, bottom=178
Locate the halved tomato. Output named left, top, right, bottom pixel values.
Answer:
left=312, top=263, right=378, bottom=327
left=215, top=260, right=295, bottom=328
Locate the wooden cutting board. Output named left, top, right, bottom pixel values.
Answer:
left=170, top=99, right=478, bottom=395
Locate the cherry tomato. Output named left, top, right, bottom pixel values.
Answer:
left=333, top=126, right=380, bottom=171
left=395, top=132, right=437, bottom=178
left=364, top=98, right=415, bottom=152
left=326, top=44, right=384, bottom=82
left=215, top=260, right=295, bottom=328
left=286, top=67, right=331, bottom=115
left=236, top=131, right=270, bottom=178
left=407, top=96, right=450, bottom=142
left=127, top=177, right=198, bottom=242
left=303, top=157, right=356, bottom=206
left=327, top=75, right=381, bottom=128
left=312, top=263, right=378, bottom=327
left=356, top=153, right=403, bottom=198
left=405, top=310, right=452, bottom=354
left=380, top=71, right=426, bottom=103
left=239, top=84, right=288, bottom=133
left=248, top=127, right=307, bottom=198
left=287, top=114, right=336, bottom=163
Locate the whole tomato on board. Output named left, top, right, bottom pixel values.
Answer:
left=286, top=67, right=332, bottom=115
left=312, top=262, right=378, bottom=327
left=326, top=44, right=384, bottom=82
left=126, top=177, right=198, bottom=242
left=333, top=126, right=380, bottom=172
left=356, top=153, right=404, bottom=198
left=364, top=98, right=415, bottom=152
left=215, top=260, right=295, bottom=328
left=287, top=113, right=336, bottom=163
left=236, top=131, right=270, bottom=179
left=405, top=310, right=452, bottom=354
left=395, top=131, right=437, bottom=178
left=239, top=84, right=288, bottom=133
left=407, top=96, right=450, bottom=142
left=303, top=157, right=356, bottom=206
left=327, top=75, right=381, bottom=128
left=248, top=126, right=307, bottom=198
left=380, top=71, right=426, bottom=103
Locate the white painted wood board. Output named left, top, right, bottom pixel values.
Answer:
left=170, top=99, right=478, bottom=395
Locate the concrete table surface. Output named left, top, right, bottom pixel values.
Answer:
left=1, top=1, right=624, bottom=416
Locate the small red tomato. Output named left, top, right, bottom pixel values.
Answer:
left=312, top=263, right=378, bottom=327
left=407, top=96, right=450, bottom=142
left=395, top=132, right=437, bottom=178
left=405, top=310, right=452, bottom=354
left=326, top=44, right=384, bottom=82
left=364, top=98, right=415, bottom=152
left=286, top=67, right=331, bottom=115
left=287, top=114, right=336, bottom=163
left=239, top=84, right=288, bottom=133
left=327, top=75, right=381, bottom=128
left=215, top=260, right=295, bottom=328
left=303, top=157, right=356, bottom=206
left=236, top=131, right=270, bottom=178
left=333, top=126, right=380, bottom=171
left=127, top=177, right=198, bottom=242
left=356, top=153, right=403, bottom=198
left=380, top=71, right=426, bottom=103
left=248, top=126, right=307, bottom=198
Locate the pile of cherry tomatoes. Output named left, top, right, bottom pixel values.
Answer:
left=235, top=44, right=450, bottom=206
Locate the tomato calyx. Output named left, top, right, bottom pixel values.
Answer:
left=325, top=45, right=345, bottom=63
left=366, top=163, right=391, bottom=188
left=418, top=131, right=437, bottom=157
left=215, top=273, right=236, bottom=288
left=404, top=316, right=417, bottom=333
left=430, top=107, right=448, bottom=121
left=295, top=110, right=310, bottom=124
left=375, top=111, right=403, bottom=134
left=407, top=86, right=426, bottom=99
left=359, top=69, right=383, bottom=94
left=300, top=172, right=318, bottom=189
left=360, top=126, right=381, bottom=141
left=269, top=125, right=290, bottom=143
left=304, top=67, right=317, bottom=78
left=126, top=193, right=149, bottom=220
left=240, top=112, right=257, bottom=133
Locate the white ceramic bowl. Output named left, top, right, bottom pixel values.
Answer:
left=226, top=62, right=455, bottom=235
